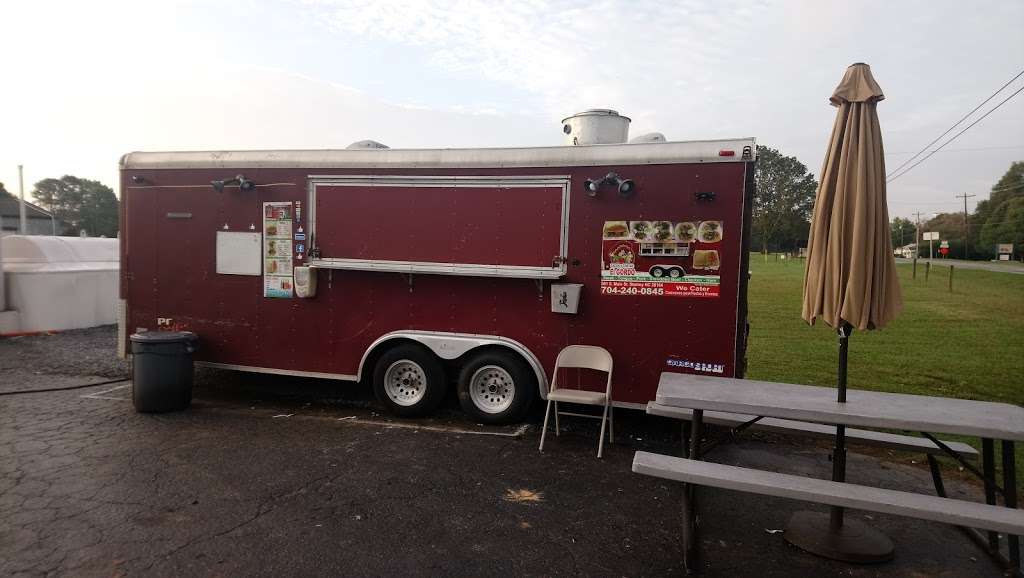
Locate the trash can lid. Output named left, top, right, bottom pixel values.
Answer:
left=129, top=331, right=198, bottom=343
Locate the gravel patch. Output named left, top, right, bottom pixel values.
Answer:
left=0, top=325, right=128, bottom=379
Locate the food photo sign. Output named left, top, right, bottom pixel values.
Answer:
left=263, top=202, right=295, bottom=298
left=600, top=220, right=722, bottom=298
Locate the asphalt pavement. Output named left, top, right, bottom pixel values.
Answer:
left=0, top=327, right=1011, bottom=577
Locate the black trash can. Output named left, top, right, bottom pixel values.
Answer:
left=130, top=331, right=199, bottom=413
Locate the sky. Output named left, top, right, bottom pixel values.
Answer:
left=1, top=0, right=1022, bottom=219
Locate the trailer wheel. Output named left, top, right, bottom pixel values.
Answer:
left=457, top=350, right=536, bottom=424
left=372, top=344, right=447, bottom=417
left=650, top=266, right=665, bottom=278
left=668, top=267, right=684, bottom=279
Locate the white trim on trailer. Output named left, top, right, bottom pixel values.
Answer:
left=195, top=330, right=551, bottom=399
left=196, top=361, right=359, bottom=382
left=308, top=259, right=565, bottom=279
left=120, top=138, right=757, bottom=170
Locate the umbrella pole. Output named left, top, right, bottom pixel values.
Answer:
left=785, top=322, right=893, bottom=563
left=830, top=323, right=851, bottom=530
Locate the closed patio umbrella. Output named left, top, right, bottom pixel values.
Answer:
left=786, top=63, right=903, bottom=563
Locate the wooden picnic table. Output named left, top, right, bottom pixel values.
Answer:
left=648, top=372, right=1024, bottom=574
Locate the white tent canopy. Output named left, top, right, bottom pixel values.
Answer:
left=1, top=236, right=119, bottom=334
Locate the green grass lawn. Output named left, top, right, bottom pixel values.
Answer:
left=746, top=255, right=1023, bottom=405
left=744, top=254, right=1024, bottom=486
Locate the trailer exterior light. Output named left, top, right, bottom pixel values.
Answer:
left=583, top=172, right=636, bottom=198
left=718, top=150, right=736, bottom=157
left=211, top=175, right=257, bottom=192
left=617, top=178, right=635, bottom=197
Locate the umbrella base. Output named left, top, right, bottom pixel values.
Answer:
left=784, top=511, right=894, bottom=564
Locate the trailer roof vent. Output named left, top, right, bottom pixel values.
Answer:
left=561, top=109, right=631, bottom=146
left=629, top=132, right=666, bottom=144
left=346, top=140, right=390, bottom=150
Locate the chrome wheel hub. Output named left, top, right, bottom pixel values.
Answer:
left=383, top=360, right=427, bottom=406
left=469, top=365, right=515, bottom=414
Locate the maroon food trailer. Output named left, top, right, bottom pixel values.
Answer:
left=119, top=133, right=755, bottom=423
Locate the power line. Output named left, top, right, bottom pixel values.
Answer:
left=887, top=83, right=1024, bottom=183
left=888, top=199, right=964, bottom=205
left=987, top=182, right=1024, bottom=194
left=889, top=182, right=1021, bottom=206
left=886, top=68, right=1024, bottom=177
left=885, top=144, right=1024, bottom=156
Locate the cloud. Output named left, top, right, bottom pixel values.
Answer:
left=0, top=61, right=548, bottom=194
left=302, top=0, right=770, bottom=122
left=1, top=0, right=1021, bottom=219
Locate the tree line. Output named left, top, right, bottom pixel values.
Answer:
left=0, top=175, right=119, bottom=237
left=749, top=147, right=1023, bottom=261
left=891, top=161, right=1023, bottom=260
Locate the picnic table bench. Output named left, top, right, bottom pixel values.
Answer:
left=646, top=401, right=978, bottom=461
left=633, top=373, right=1024, bottom=575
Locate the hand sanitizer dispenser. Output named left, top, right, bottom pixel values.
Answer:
left=294, top=266, right=317, bottom=298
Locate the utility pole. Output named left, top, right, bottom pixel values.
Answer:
left=912, top=211, right=924, bottom=279
left=956, top=193, right=975, bottom=259
left=18, top=165, right=27, bottom=234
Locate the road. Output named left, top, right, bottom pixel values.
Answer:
left=896, top=257, right=1024, bottom=274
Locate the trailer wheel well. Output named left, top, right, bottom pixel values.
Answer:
left=356, top=332, right=549, bottom=398
left=358, top=338, right=424, bottom=386
left=452, top=344, right=526, bottom=366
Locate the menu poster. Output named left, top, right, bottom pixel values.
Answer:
left=599, top=219, right=722, bottom=298
left=263, top=202, right=294, bottom=298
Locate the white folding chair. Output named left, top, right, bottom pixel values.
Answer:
left=538, top=345, right=614, bottom=458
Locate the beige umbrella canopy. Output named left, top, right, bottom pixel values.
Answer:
left=802, top=63, right=902, bottom=331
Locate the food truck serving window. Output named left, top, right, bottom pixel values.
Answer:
left=307, top=176, right=570, bottom=279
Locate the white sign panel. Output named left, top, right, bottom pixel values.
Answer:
left=216, top=232, right=262, bottom=275
left=923, top=231, right=940, bottom=241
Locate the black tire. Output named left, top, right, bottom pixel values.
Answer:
left=668, top=267, right=684, bottom=279
left=372, top=344, right=447, bottom=417
left=456, top=350, right=537, bottom=424
left=650, top=267, right=665, bottom=278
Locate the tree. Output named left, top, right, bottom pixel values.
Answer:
left=32, top=175, right=119, bottom=237
left=752, top=145, right=818, bottom=253
left=973, top=161, right=1024, bottom=229
left=975, top=161, right=1024, bottom=257
left=0, top=182, right=12, bottom=198
left=978, top=196, right=1024, bottom=256
left=890, top=217, right=914, bottom=249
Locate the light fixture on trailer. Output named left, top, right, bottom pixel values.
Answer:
left=211, top=175, right=256, bottom=193
left=583, top=172, right=636, bottom=198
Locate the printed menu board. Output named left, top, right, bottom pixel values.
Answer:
left=263, top=202, right=294, bottom=298
left=599, top=219, right=722, bottom=298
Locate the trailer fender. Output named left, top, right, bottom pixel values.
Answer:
left=358, top=331, right=550, bottom=399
